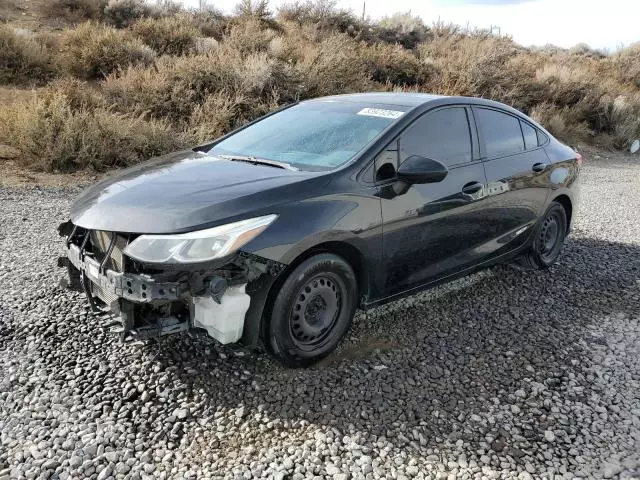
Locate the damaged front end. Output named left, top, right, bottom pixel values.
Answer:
left=57, top=221, right=285, bottom=345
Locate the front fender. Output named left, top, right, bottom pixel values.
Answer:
left=239, top=191, right=384, bottom=347
left=242, top=193, right=383, bottom=267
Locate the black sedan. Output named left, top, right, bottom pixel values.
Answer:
left=59, top=93, right=581, bottom=367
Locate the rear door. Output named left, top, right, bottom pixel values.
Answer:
left=379, top=106, right=492, bottom=297
left=472, top=107, right=551, bottom=254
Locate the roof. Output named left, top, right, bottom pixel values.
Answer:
left=306, top=92, right=445, bottom=107
left=304, top=92, right=531, bottom=120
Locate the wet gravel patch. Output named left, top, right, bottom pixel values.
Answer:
left=1, top=153, right=639, bottom=480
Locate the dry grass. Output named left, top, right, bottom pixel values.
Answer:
left=2, top=0, right=640, bottom=172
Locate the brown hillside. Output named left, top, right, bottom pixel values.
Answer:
left=1, top=0, right=639, bottom=174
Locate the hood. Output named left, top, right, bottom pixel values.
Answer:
left=70, top=150, right=323, bottom=233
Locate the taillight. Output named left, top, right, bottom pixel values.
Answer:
left=575, top=152, right=583, bottom=166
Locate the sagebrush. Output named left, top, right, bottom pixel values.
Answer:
left=1, top=0, right=640, bottom=172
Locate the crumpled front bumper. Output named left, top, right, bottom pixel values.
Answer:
left=63, top=242, right=184, bottom=305
left=58, top=221, right=285, bottom=346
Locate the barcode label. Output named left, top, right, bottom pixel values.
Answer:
left=357, top=108, right=405, bottom=119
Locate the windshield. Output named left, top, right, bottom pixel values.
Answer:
left=208, top=101, right=409, bottom=171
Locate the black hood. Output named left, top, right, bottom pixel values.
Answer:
left=71, top=150, right=324, bottom=233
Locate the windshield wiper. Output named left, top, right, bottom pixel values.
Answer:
left=217, top=154, right=298, bottom=171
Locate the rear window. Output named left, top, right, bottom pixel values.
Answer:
left=476, top=108, right=525, bottom=158
left=520, top=121, right=538, bottom=150
left=537, top=129, right=549, bottom=145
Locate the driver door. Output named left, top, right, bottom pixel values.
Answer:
left=379, top=106, right=492, bottom=297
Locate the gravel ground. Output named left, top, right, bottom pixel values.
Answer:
left=1, top=150, right=639, bottom=480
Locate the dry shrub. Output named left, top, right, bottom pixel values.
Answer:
left=569, top=42, right=605, bottom=59
left=43, top=0, right=107, bottom=23
left=0, top=91, right=184, bottom=172
left=187, top=8, right=229, bottom=39
left=373, top=11, right=428, bottom=50
left=535, top=63, right=596, bottom=107
left=190, top=88, right=281, bottom=144
left=104, top=44, right=293, bottom=125
left=189, top=90, right=247, bottom=143
left=530, top=102, right=591, bottom=143
left=0, top=25, right=55, bottom=84
left=224, top=18, right=277, bottom=54
left=103, top=52, right=242, bottom=122
left=194, top=36, right=218, bottom=54
left=103, top=0, right=153, bottom=28
left=267, top=36, right=293, bottom=60
left=278, top=0, right=340, bottom=24
left=238, top=52, right=276, bottom=93
left=57, top=22, right=155, bottom=79
left=418, top=32, right=548, bottom=112
left=609, top=43, right=640, bottom=89
left=153, top=0, right=183, bottom=17
left=363, top=43, right=430, bottom=87
left=278, top=0, right=364, bottom=37
left=234, top=0, right=273, bottom=22
left=595, top=94, right=640, bottom=148
left=43, top=77, right=104, bottom=109
left=7, top=4, right=640, bottom=164
left=295, top=34, right=371, bottom=97
left=132, top=16, right=199, bottom=56
left=419, top=34, right=518, bottom=95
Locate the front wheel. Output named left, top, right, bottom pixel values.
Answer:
left=521, top=201, right=568, bottom=269
left=267, top=253, right=358, bottom=367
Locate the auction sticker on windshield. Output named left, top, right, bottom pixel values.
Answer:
left=357, top=108, right=405, bottom=119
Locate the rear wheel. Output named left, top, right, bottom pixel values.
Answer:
left=520, top=201, right=567, bottom=269
left=267, top=253, right=357, bottom=367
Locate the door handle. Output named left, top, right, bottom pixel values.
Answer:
left=532, top=162, right=548, bottom=172
left=462, top=182, right=484, bottom=195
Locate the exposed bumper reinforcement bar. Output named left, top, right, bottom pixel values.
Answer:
left=63, top=243, right=185, bottom=304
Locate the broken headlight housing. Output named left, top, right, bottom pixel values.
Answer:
left=123, top=214, right=278, bottom=264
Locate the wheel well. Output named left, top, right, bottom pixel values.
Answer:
left=258, top=242, right=368, bottom=345
left=292, top=242, right=367, bottom=300
left=553, top=194, right=572, bottom=233
left=266, top=242, right=368, bottom=311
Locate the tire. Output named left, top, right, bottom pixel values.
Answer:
left=267, top=253, right=358, bottom=367
left=520, top=201, right=568, bottom=269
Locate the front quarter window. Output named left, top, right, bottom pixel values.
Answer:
left=208, top=102, right=409, bottom=171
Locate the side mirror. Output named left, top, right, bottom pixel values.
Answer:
left=397, top=155, right=448, bottom=184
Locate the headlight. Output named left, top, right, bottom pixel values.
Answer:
left=123, top=215, right=277, bottom=264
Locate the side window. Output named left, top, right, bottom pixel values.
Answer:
left=520, top=121, right=538, bottom=150
left=476, top=108, right=525, bottom=158
left=374, top=139, right=399, bottom=181
left=399, top=107, right=472, bottom=167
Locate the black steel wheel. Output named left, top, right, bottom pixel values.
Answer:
left=290, top=273, right=342, bottom=349
left=521, top=201, right=568, bottom=269
left=267, top=253, right=357, bottom=367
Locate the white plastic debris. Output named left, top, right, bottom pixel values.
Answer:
left=630, top=139, right=640, bottom=154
